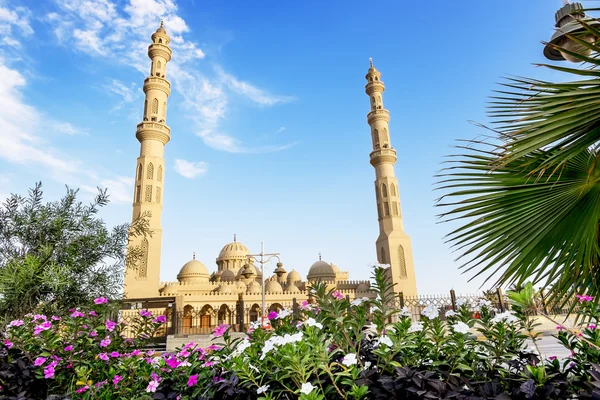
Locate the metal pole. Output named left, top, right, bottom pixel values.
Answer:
left=261, top=241, right=266, bottom=326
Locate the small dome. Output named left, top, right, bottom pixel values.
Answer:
left=265, top=279, right=283, bottom=294
left=356, top=282, right=371, bottom=292
left=177, top=258, right=210, bottom=283
left=330, top=263, right=340, bottom=273
left=307, top=260, right=336, bottom=281
left=277, top=272, right=288, bottom=284
left=247, top=281, right=261, bottom=293
left=221, top=269, right=236, bottom=282
left=215, top=285, right=232, bottom=294
left=235, top=280, right=247, bottom=290
left=286, top=282, right=301, bottom=293
left=287, top=270, right=302, bottom=284
left=217, top=238, right=250, bottom=262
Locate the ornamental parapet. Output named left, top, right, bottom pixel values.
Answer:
left=367, top=109, right=390, bottom=124
left=370, top=148, right=397, bottom=166
left=365, top=81, right=385, bottom=95
left=148, top=43, right=172, bottom=61
left=136, top=122, right=170, bottom=145
left=143, top=77, right=171, bottom=96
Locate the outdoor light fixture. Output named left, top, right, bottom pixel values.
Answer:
left=544, top=1, right=600, bottom=62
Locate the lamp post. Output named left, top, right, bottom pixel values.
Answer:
left=246, top=242, right=281, bottom=327
left=544, top=0, right=600, bottom=62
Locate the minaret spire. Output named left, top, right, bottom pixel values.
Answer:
left=365, top=60, right=418, bottom=297
left=124, top=23, right=173, bottom=299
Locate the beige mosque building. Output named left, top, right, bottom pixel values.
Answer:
left=123, top=23, right=418, bottom=330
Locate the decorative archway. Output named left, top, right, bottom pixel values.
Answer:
left=249, top=303, right=260, bottom=322
left=218, top=304, right=232, bottom=325
left=200, top=305, right=213, bottom=329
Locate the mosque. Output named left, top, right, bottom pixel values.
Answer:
left=123, top=22, right=418, bottom=329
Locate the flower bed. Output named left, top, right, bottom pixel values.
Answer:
left=0, top=268, right=599, bottom=399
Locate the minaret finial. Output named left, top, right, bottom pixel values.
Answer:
left=319, top=252, right=322, bottom=261
left=193, top=251, right=196, bottom=260
left=369, top=57, right=373, bottom=68
left=160, top=19, right=164, bottom=28
left=234, top=234, right=237, bottom=242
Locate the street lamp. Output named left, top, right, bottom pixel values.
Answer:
left=246, top=242, right=281, bottom=328
left=544, top=1, right=600, bottom=62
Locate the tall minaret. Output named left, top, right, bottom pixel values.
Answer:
left=124, top=21, right=172, bottom=299
left=365, top=59, right=418, bottom=297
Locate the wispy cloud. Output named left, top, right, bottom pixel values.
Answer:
left=81, top=176, right=134, bottom=204
left=215, top=66, right=295, bottom=106
left=174, top=159, right=207, bottom=179
left=104, top=79, right=139, bottom=112
left=276, top=126, right=285, bottom=134
left=0, top=5, right=33, bottom=37
left=49, top=121, right=88, bottom=136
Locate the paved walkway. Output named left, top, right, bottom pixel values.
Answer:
left=529, top=334, right=571, bottom=359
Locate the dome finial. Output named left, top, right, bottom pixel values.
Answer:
left=234, top=233, right=237, bottom=242
left=318, top=252, right=322, bottom=261
left=160, top=19, right=164, bottom=28
left=369, top=57, right=373, bottom=68
left=193, top=251, right=196, bottom=260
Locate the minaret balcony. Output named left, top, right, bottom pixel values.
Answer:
left=370, top=148, right=397, bottom=166
left=367, top=109, right=390, bottom=124
left=365, top=81, right=385, bottom=95
left=136, top=122, right=171, bottom=145
left=143, top=77, right=171, bottom=96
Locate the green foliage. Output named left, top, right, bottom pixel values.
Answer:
left=0, top=183, right=150, bottom=323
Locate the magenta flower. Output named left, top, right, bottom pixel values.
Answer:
left=34, top=357, right=47, bottom=366
left=589, top=324, right=597, bottom=330
left=64, top=345, right=73, bottom=352
left=165, top=357, right=180, bottom=369
left=556, top=326, right=566, bottom=331
left=95, top=380, right=107, bottom=388
left=90, top=330, right=98, bottom=337
left=89, top=311, right=97, bottom=317
left=139, top=309, right=153, bottom=318
left=576, top=294, right=594, bottom=302
left=110, top=351, right=120, bottom=358
left=332, top=291, right=344, bottom=300
left=98, top=353, right=109, bottom=361
left=99, top=338, right=111, bottom=348
left=206, top=344, right=222, bottom=351
left=187, top=374, right=199, bottom=387
left=212, top=324, right=229, bottom=337
left=8, top=320, right=24, bottom=327
left=70, top=310, right=85, bottom=318
left=51, top=316, right=61, bottom=321
left=33, top=321, right=52, bottom=335
left=105, top=320, right=117, bottom=332
left=113, top=374, right=123, bottom=388
left=4, top=339, right=13, bottom=349
left=153, top=315, right=167, bottom=324
left=131, top=349, right=141, bottom=356
left=549, top=356, right=557, bottom=361
left=94, top=297, right=108, bottom=304
left=76, top=386, right=89, bottom=394
left=44, top=365, right=55, bottom=379
left=146, top=380, right=159, bottom=392
left=267, top=311, right=278, bottom=320
left=33, top=314, right=47, bottom=321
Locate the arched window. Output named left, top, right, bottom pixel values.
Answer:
left=377, top=203, right=382, bottom=219
left=218, top=305, right=231, bottom=325
left=374, top=129, right=380, bottom=149
left=370, top=77, right=373, bottom=82
left=249, top=304, right=260, bottom=322
left=391, top=183, right=396, bottom=197
left=152, top=98, right=158, bottom=114
left=398, top=245, right=407, bottom=278
left=137, top=163, right=142, bottom=180
left=147, top=163, right=154, bottom=179
left=157, top=165, right=163, bottom=182
left=383, top=128, right=389, bottom=144
left=158, top=38, right=163, bottom=44
left=143, top=100, right=148, bottom=119
left=371, top=96, right=376, bottom=110
left=375, top=76, right=379, bottom=81
left=382, top=183, right=388, bottom=197
left=139, top=238, right=148, bottom=278
left=162, top=102, right=166, bottom=119
left=183, top=305, right=194, bottom=331
left=200, top=305, right=213, bottom=329
left=380, top=247, right=386, bottom=264
left=157, top=60, right=162, bottom=69
left=144, top=185, right=152, bottom=202
left=135, top=185, right=141, bottom=203
left=392, top=201, right=398, bottom=216
left=395, top=202, right=400, bottom=216
left=155, top=187, right=161, bottom=203
left=384, top=202, right=390, bottom=216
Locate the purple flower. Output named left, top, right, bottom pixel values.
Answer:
left=90, top=330, right=98, bottom=337
left=76, top=386, right=89, bottom=394
left=165, top=357, right=180, bottom=369
left=70, top=310, right=85, bottom=318
left=267, top=311, right=278, bottom=320
left=95, top=380, right=107, bottom=388
left=589, top=324, right=597, bottom=330
left=187, top=374, right=198, bottom=387
left=131, top=349, right=141, bottom=356
left=576, top=294, right=594, bottom=302
left=332, top=291, right=344, bottom=300
left=34, top=357, right=47, bottom=366
left=33, top=321, right=52, bottom=335
left=206, top=344, right=222, bottom=352
left=556, top=326, right=565, bottom=331
left=94, top=297, right=108, bottom=304
left=89, top=311, right=97, bottom=317
left=212, top=324, right=229, bottom=337
left=105, top=320, right=117, bottom=332
left=112, top=374, right=123, bottom=388
left=8, top=320, right=24, bottom=327
left=44, top=365, right=55, bottom=379
left=549, top=356, right=557, bottom=361
left=51, top=316, right=61, bottom=321
left=98, top=353, right=109, bottom=361
left=110, top=351, right=120, bottom=358
left=3, top=339, right=13, bottom=349
left=63, top=345, right=73, bottom=352
left=153, top=315, right=167, bottom=324
left=139, top=309, right=152, bottom=318
left=99, top=338, right=111, bottom=348
left=32, top=314, right=47, bottom=322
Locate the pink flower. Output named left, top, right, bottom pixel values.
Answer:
left=589, top=324, right=597, bottom=330
left=556, top=326, right=565, bottom=331
left=212, top=324, right=229, bottom=337
left=332, top=291, right=344, bottom=300
left=70, top=310, right=85, bottom=318
left=165, top=357, right=180, bottom=369
left=90, top=330, right=98, bottom=337
left=94, top=297, right=108, bottom=304
left=549, top=356, right=557, bottom=361
left=99, top=338, right=111, bottom=348
left=206, top=344, right=222, bottom=351
left=63, top=345, right=73, bottom=352
left=44, top=365, right=55, bottom=379
left=33, top=314, right=47, bottom=322
left=112, top=374, right=123, bottom=388
left=4, top=339, right=12, bottom=349
left=89, top=311, right=97, bottom=317
left=154, top=315, right=167, bottom=324
left=34, top=357, right=47, bottom=366
left=187, top=374, right=198, bottom=387
left=139, top=309, right=152, bottom=318
left=51, top=316, right=61, bottom=321
left=267, top=311, right=278, bottom=320
left=95, top=380, right=107, bottom=388
left=110, top=351, right=120, bottom=358
left=76, top=386, right=89, bottom=394
left=8, top=320, right=24, bottom=327
left=98, top=353, right=109, bottom=361
left=105, top=320, right=117, bottom=332
left=131, top=349, right=141, bottom=356
left=300, top=300, right=310, bottom=309
left=34, top=321, right=52, bottom=335
left=146, top=380, right=159, bottom=392
left=576, top=294, right=594, bottom=302
left=203, top=361, right=215, bottom=367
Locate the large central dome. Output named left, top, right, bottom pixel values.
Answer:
left=216, top=235, right=250, bottom=271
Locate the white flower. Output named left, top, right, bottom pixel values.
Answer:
left=399, top=306, right=412, bottom=317
left=452, top=321, right=470, bottom=334
left=249, top=320, right=261, bottom=330
left=474, top=299, right=493, bottom=311
left=232, top=338, right=251, bottom=357
left=351, top=297, right=369, bottom=306
left=363, top=361, right=372, bottom=370
left=260, top=332, right=304, bottom=360
left=304, top=318, right=323, bottom=329
left=407, top=321, right=424, bottom=333
left=491, top=311, right=518, bottom=324
left=342, top=353, right=358, bottom=366
left=375, top=335, right=393, bottom=347
left=300, top=382, right=316, bottom=395
left=179, top=360, right=191, bottom=367
left=421, top=305, right=439, bottom=319
left=248, top=363, right=259, bottom=373
left=276, top=309, right=291, bottom=319
left=456, top=298, right=467, bottom=307
left=445, top=310, right=457, bottom=318
left=257, top=385, right=270, bottom=394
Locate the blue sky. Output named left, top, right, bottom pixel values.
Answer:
left=0, top=0, right=574, bottom=293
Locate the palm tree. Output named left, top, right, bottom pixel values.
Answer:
left=436, top=12, right=600, bottom=306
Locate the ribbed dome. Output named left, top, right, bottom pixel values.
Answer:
left=221, top=269, right=236, bottom=282
left=265, top=279, right=283, bottom=294
left=286, top=282, right=301, bottom=293
left=307, top=260, right=336, bottom=281
left=235, top=280, right=247, bottom=290
left=215, top=284, right=232, bottom=294
left=177, top=258, right=210, bottom=283
left=247, top=281, right=261, bottom=293
left=330, top=263, right=340, bottom=273
left=217, top=239, right=250, bottom=262
left=287, top=270, right=302, bottom=284
left=356, top=282, right=371, bottom=292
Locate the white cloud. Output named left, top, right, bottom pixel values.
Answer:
left=0, top=6, right=33, bottom=37
left=276, top=127, right=285, bottom=134
left=174, top=159, right=207, bottom=179
left=49, top=121, right=88, bottom=136
left=2, top=37, right=20, bottom=47
left=215, top=66, right=295, bottom=106
left=82, top=176, right=134, bottom=204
